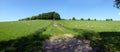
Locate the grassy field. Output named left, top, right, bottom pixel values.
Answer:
left=0, top=20, right=52, bottom=41
left=0, top=20, right=120, bottom=51
left=58, top=20, right=120, bottom=32
left=0, top=20, right=120, bottom=41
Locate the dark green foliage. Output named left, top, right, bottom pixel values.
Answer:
left=72, top=17, right=76, bottom=20
left=19, top=11, right=61, bottom=21
left=80, top=18, right=84, bottom=20
left=115, top=0, right=120, bottom=8
left=106, top=19, right=112, bottom=21
left=53, top=12, right=61, bottom=20
left=92, top=32, right=120, bottom=52
left=31, top=16, right=38, bottom=20
left=94, top=19, right=96, bottom=21
left=88, top=18, right=91, bottom=21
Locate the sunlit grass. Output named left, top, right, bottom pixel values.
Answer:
left=0, top=20, right=52, bottom=41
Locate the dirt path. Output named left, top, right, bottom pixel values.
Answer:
left=42, top=37, right=92, bottom=52
left=42, top=22, right=92, bottom=52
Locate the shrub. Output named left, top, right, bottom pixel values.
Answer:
left=72, top=17, right=76, bottom=20
left=80, top=18, right=84, bottom=20
left=106, top=19, right=112, bottom=21
left=88, top=18, right=90, bottom=21
left=94, top=19, right=96, bottom=21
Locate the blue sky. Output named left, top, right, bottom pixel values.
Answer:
left=0, top=0, right=120, bottom=21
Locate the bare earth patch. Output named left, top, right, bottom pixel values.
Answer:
left=42, top=34, right=92, bottom=52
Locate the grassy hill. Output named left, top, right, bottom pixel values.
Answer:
left=0, top=20, right=52, bottom=41
left=0, top=20, right=120, bottom=52
left=58, top=20, right=120, bottom=32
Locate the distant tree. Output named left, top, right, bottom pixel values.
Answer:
left=19, top=11, right=61, bottom=21
left=80, top=18, right=84, bottom=20
left=42, top=13, right=48, bottom=19
left=106, top=19, right=113, bottom=21
left=31, top=16, right=38, bottom=20
left=25, top=17, right=31, bottom=20
left=38, top=14, right=42, bottom=19
left=111, top=19, right=113, bottom=21
left=18, top=19, right=24, bottom=21
left=72, top=17, right=76, bottom=20
left=53, top=12, right=61, bottom=20
left=94, top=19, right=96, bottom=21
left=88, top=18, right=90, bottom=21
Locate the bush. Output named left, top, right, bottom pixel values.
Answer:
left=80, top=18, right=84, bottom=20
left=88, top=18, right=90, bottom=21
left=106, top=19, right=112, bottom=21
left=72, top=17, right=76, bottom=20
left=94, top=19, right=96, bottom=21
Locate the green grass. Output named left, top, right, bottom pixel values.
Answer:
left=0, top=20, right=52, bottom=41
left=58, top=20, right=120, bottom=32
left=0, top=20, right=120, bottom=51
left=1, top=20, right=120, bottom=41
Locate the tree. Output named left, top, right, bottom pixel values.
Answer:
left=88, top=18, right=90, bottom=21
left=80, top=18, right=84, bottom=20
left=26, top=17, right=31, bottom=20
left=19, top=11, right=61, bottom=21
left=115, top=0, right=120, bottom=8
left=38, top=14, right=42, bottom=19
left=31, top=16, right=38, bottom=20
left=106, top=19, right=113, bottom=21
left=53, top=12, right=61, bottom=20
left=72, top=17, right=76, bottom=20
left=94, top=19, right=96, bottom=21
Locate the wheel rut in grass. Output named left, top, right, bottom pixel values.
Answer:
left=53, top=22, right=64, bottom=32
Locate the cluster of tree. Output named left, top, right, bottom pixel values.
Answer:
left=19, top=12, right=61, bottom=21
left=71, top=17, right=113, bottom=21
left=71, top=17, right=97, bottom=21
left=106, top=19, right=113, bottom=21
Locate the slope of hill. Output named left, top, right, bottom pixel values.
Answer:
left=0, top=20, right=52, bottom=41
left=0, top=20, right=120, bottom=52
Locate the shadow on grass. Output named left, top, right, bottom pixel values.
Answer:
left=74, top=30, right=120, bottom=52
left=0, top=28, right=51, bottom=52
left=58, top=23, right=99, bottom=40
left=73, top=29, right=99, bottom=40
left=95, top=32, right=120, bottom=52
left=99, top=32, right=120, bottom=37
left=58, top=23, right=120, bottom=52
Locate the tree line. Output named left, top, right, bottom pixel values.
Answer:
left=19, top=11, right=113, bottom=21
left=19, top=12, right=61, bottom=21
left=71, top=17, right=113, bottom=21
